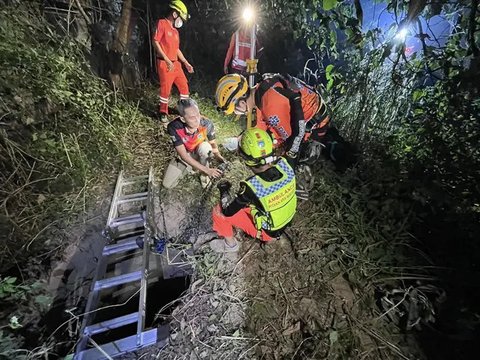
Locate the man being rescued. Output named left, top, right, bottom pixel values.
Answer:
left=215, top=73, right=331, bottom=166
left=209, top=128, right=297, bottom=253
left=162, top=99, right=225, bottom=189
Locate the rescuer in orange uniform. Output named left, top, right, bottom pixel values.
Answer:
left=215, top=73, right=330, bottom=164
left=153, top=0, right=194, bottom=123
left=223, top=27, right=262, bottom=76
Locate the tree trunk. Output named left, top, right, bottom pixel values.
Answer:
left=110, top=0, right=133, bottom=91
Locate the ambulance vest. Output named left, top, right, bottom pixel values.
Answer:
left=243, top=158, right=297, bottom=232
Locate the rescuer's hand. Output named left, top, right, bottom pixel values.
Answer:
left=206, top=167, right=223, bottom=178
left=166, top=59, right=174, bottom=72
left=185, top=62, right=194, bottom=73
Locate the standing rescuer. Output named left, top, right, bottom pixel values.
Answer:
left=153, top=0, right=194, bottom=123
left=209, top=128, right=297, bottom=253
left=223, top=27, right=262, bottom=76
left=215, top=73, right=330, bottom=165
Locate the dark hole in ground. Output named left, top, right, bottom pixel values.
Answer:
left=40, top=224, right=191, bottom=359
left=89, top=275, right=190, bottom=347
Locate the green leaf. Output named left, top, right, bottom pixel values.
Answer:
left=323, top=0, right=338, bottom=11
left=307, top=36, right=315, bottom=48
left=330, top=30, right=337, bottom=47
left=9, top=316, right=22, bottom=329
left=326, top=64, right=335, bottom=89
left=326, top=64, right=334, bottom=76
left=412, top=89, right=425, bottom=102
left=34, top=294, right=51, bottom=307
left=329, top=330, right=338, bottom=345
left=327, top=78, right=334, bottom=91
left=5, top=277, right=17, bottom=284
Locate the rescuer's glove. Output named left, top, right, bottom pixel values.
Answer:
left=217, top=180, right=232, bottom=193
left=286, top=150, right=298, bottom=168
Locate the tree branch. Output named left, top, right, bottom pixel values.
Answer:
left=468, top=0, right=479, bottom=57
left=74, top=0, right=91, bottom=25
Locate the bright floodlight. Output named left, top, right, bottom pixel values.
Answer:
left=395, top=27, right=408, bottom=42
left=242, top=7, right=254, bottom=23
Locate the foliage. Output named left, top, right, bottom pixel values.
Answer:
left=0, top=277, right=30, bottom=301
left=168, top=0, right=479, bottom=356
left=213, top=0, right=480, bottom=357
left=283, top=0, right=480, bottom=357
left=0, top=3, right=163, bottom=356
left=0, top=4, right=156, bottom=271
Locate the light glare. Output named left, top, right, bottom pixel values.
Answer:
left=242, top=7, right=254, bottom=23
left=395, top=28, right=408, bottom=42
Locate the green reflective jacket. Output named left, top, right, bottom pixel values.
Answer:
left=244, top=157, right=297, bottom=233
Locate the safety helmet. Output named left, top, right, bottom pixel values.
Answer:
left=239, top=128, right=276, bottom=167
left=215, top=74, right=249, bottom=115
left=169, top=0, right=189, bottom=21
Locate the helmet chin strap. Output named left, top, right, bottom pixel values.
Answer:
left=259, top=155, right=276, bottom=165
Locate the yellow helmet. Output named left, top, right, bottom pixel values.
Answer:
left=239, top=128, right=276, bottom=167
left=169, top=0, right=189, bottom=21
left=215, top=74, right=249, bottom=115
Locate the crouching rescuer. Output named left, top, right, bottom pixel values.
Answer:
left=209, top=128, right=297, bottom=253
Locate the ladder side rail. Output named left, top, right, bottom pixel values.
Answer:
left=74, top=252, right=109, bottom=357
left=136, top=167, right=154, bottom=345
left=105, top=171, right=124, bottom=237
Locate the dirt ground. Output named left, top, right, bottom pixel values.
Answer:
left=37, top=125, right=421, bottom=360
left=122, top=161, right=360, bottom=360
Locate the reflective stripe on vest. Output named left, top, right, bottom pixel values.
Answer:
left=244, top=158, right=297, bottom=232
left=233, top=31, right=252, bottom=69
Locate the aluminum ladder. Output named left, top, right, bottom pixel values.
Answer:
left=73, top=167, right=165, bottom=359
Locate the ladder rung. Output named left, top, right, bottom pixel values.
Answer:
left=84, top=312, right=139, bottom=336
left=110, top=214, right=144, bottom=227
left=103, top=237, right=141, bottom=256
left=117, top=192, right=148, bottom=205
left=94, top=271, right=142, bottom=291
left=75, top=328, right=161, bottom=360
left=121, top=175, right=149, bottom=186
left=112, top=229, right=145, bottom=239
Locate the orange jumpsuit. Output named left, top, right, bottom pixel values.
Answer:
left=153, top=19, right=189, bottom=115
left=255, top=74, right=330, bottom=153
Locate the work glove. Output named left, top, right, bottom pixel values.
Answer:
left=217, top=180, right=232, bottom=193
left=286, top=150, right=298, bottom=159
left=217, top=180, right=233, bottom=210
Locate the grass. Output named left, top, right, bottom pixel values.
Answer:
left=238, top=162, right=428, bottom=359
left=0, top=4, right=166, bottom=356
left=136, top=87, right=432, bottom=359
left=0, top=2, right=441, bottom=359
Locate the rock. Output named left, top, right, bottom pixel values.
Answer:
left=207, top=324, right=218, bottom=333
